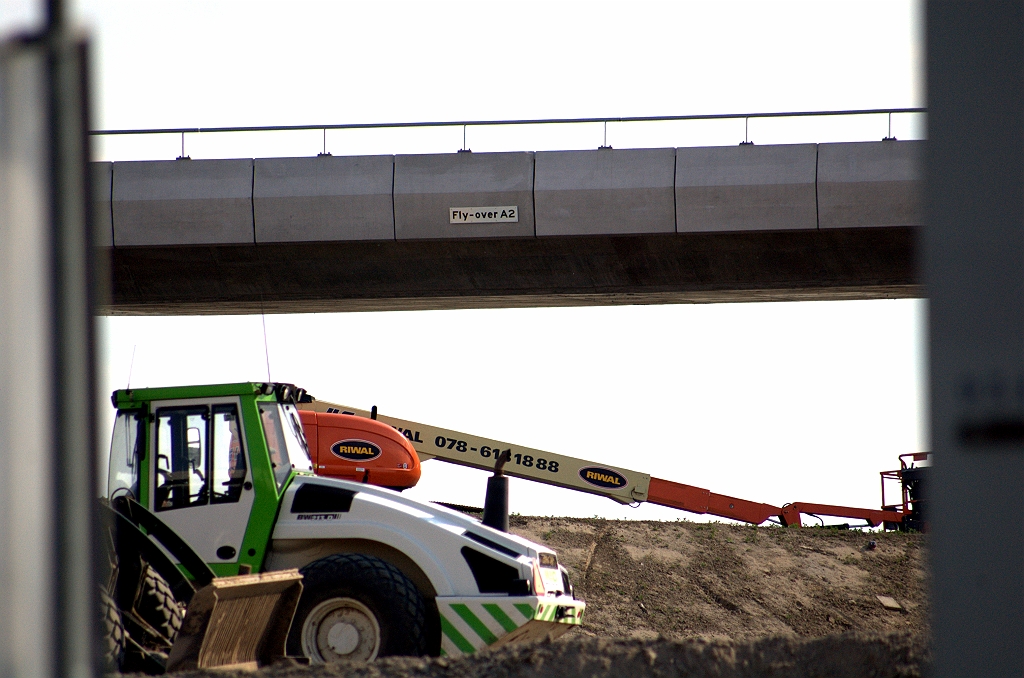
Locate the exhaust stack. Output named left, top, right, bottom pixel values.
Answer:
left=481, top=452, right=509, bottom=532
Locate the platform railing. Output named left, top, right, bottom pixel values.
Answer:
left=89, top=108, right=926, bottom=160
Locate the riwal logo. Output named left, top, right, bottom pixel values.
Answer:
left=331, top=439, right=382, bottom=462
left=578, top=466, right=627, bottom=489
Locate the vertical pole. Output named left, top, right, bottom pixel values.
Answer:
left=926, top=3, right=1024, bottom=676
left=50, top=36, right=100, bottom=678
left=0, top=37, right=57, bottom=678
left=0, top=27, right=98, bottom=678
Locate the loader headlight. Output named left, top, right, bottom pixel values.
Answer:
left=535, top=553, right=563, bottom=595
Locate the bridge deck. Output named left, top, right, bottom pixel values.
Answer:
left=97, top=140, right=922, bottom=314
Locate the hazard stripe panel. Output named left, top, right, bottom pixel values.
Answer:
left=435, top=595, right=585, bottom=656
left=482, top=603, right=519, bottom=633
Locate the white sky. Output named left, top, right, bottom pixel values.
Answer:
left=3, top=0, right=927, bottom=523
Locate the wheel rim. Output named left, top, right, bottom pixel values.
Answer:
left=301, top=597, right=381, bottom=663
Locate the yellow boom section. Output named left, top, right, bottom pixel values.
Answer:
left=300, top=399, right=651, bottom=505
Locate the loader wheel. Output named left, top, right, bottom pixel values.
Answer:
left=100, top=588, right=125, bottom=672
left=287, top=554, right=429, bottom=662
left=136, top=566, right=183, bottom=643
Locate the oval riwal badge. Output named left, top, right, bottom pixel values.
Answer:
left=330, top=439, right=382, bottom=462
left=578, top=466, right=627, bottom=489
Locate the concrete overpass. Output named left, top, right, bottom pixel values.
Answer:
left=94, top=139, right=922, bottom=314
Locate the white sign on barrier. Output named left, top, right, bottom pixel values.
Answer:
left=449, top=206, right=519, bottom=224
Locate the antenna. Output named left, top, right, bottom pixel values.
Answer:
left=261, top=312, right=272, bottom=382
left=126, top=345, right=137, bottom=389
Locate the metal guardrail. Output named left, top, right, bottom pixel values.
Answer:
left=89, top=108, right=926, bottom=158
left=89, top=108, right=926, bottom=136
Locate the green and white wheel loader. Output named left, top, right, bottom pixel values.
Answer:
left=106, top=382, right=584, bottom=663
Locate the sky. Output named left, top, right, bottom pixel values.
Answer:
left=3, top=0, right=928, bottom=523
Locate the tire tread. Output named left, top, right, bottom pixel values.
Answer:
left=135, top=566, right=183, bottom=643
left=100, top=588, right=125, bottom=671
left=288, top=553, right=429, bottom=659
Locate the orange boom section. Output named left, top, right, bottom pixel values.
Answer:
left=647, top=477, right=907, bottom=527
left=647, top=477, right=783, bottom=525
left=299, top=411, right=421, bottom=490
left=778, top=502, right=904, bottom=528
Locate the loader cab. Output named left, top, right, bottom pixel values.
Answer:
left=107, top=382, right=314, bottom=576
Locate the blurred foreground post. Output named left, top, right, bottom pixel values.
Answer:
left=0, top=17, right=99, bottom=678
left=926, top=3, right=1024, bottom=676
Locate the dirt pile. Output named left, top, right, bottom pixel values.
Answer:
left=155, top=517, right=929, bottom=678
left=510, top=517, right=928, bottom=641
left=172, top=634, right=929, bottom=678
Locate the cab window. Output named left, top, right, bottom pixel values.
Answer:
left=210, top=404, right=247, bottom=504
left=154, top=407, right=209, bottom=511
left=281, top=403, right=312, bottom=473
left=108, top=410, right=143, bottom=500
left=258, top=402, right=292, bottom=491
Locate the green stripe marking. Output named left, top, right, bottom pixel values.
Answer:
left=439, top=614, right=475, bottom=654
left=451, top=604, right=498, bottom=645
left=483, top=604, right=520, bottom=633
left=514, top=603, right=536, bottom=620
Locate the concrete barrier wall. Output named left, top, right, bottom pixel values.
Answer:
left=817, top=140, right=924, bottom=229
left=112, top=159, right=255, bottom=246
left=394, top=152, right=534, bottom=239
left=254, top=155, right=394, bottom=242
left=535, top=148, right=676, bottom=236
left=99, top=140, right=922, bottom=247
left=675, top=144, right=818, bottom=232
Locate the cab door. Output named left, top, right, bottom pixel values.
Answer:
left=148, top=397, right=255, bottom=566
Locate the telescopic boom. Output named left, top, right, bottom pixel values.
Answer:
left=299, top=399, right=906, bottom=528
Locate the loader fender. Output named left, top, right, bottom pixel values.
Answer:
left=266, top=538, right=438, bottom=600
left=273, top=477, right=550, bottom=598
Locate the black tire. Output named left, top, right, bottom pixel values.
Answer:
left=135, top=566, right=183, bottom=643
left=100, top=588, right=125, bottom=672
left=286, top=554, right=429, bottom=662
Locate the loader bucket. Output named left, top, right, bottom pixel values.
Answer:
left=166, top=570, right=303, bottom=672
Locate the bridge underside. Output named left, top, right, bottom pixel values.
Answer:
left=106, top=226, right=919, bottom=315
